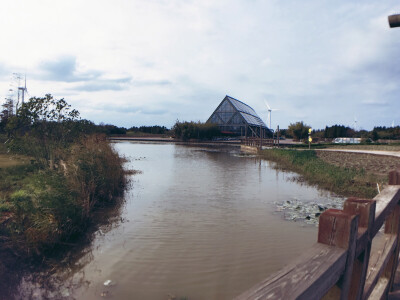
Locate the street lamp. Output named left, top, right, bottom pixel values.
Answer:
left=389, top=14, right=400, bottom=28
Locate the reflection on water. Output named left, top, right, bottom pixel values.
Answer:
left=13, top=143, right=344, bottom=299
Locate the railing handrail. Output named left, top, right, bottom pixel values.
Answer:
left=241, top=137, right=279, bottom=148
left=235, top=170, right=400, bottom=300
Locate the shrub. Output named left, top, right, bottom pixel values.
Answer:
left=66, top=134, right=125, bottom=218
left=172, top=121, right=220, bottom=140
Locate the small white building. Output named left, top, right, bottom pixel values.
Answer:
left=333, top=137, right=361, bottom=144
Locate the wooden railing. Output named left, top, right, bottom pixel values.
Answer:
left=241, top=138, right=279, bottom=148
left=235, top=170, right=400, bottom=300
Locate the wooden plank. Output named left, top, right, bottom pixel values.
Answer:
left=368, top=277, right=390, bottom=300
left=356, top=229, right=369, bottom=257
left=344, top=199, right=376, bottom=229
left=372, top=186, right=400, bottom=237
left=363, top=234, right=397, bottom=299
left=385, top=203, right=400, bottom=293
left=344, top=198, right=376, bottom=256
left=389, top=170, right=400, bottom=185
left=343, top=198, right=376, bottom=300
left=318, top=209, right=358, bottom=249
left=318, top=208, right=359, bottom=300
left=234, top=243, right=347, bottom=300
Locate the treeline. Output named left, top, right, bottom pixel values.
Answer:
left=281, top=122, right=400, bottom=141
left=1, top=110, right=170, bottom=137
left=128, top=125, right=169, bottom=135
left=370, top=126, right=400, bottom=140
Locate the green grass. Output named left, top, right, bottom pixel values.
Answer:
left=260, top=149, right=379, bottom=198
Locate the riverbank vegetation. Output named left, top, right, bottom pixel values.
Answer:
left=0, top=94, right=126, bottom=259
left=260, top=149, right=383, bottom=198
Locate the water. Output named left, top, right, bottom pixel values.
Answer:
left=14, top=142, right=344, bottom=299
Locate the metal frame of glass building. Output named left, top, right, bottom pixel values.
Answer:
left=207, top=95, right=271, bottom=138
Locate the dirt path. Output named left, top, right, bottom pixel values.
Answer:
left=316, top=148, right=400, bottom=158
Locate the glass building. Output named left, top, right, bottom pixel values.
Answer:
left=207, top=95, right=271, bottom=138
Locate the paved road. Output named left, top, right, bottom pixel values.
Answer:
left=316, top=148, right=400, bottom=158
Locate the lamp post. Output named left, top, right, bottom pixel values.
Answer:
left=389, top=14, right=400, bottom=28
left=308, top=128, right=312, bottom=150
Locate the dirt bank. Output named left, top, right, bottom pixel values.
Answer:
left=316, top=150, right=400, bottom=179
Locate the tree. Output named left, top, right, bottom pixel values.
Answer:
left=6, top=94, right=81, bottom=168
left=287, top=121, right=310, bottom=141
left=17, top=94, right=79, bottom=124
left=0, top=98, right=14, bottom=133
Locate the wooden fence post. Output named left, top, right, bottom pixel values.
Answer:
left=318, top=209, right=359, bottom=300
left=342, top=198, right=376, bottom=300
left=386, top=170, right=400, bottom=295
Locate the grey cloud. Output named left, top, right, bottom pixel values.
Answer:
left=39, top=56, right=101, bottom=82
left=38, top=56, right=132, bottom=91
left=132, top=79, right=172, bottom=86
left=96, top=104, right=168, bottom=115
left=73, top=77, right=131, bottom=92
left=38, top=56, right=173, bottom=91
left=141, top=108, right=168, bottom=115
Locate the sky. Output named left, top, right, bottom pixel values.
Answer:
left=0, top=0, right=399, bottom=130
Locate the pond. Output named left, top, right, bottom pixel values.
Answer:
left=14, top=142, right=344, bottom=300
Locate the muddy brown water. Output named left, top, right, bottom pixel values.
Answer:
left=12, top=142, right=344, bottom=299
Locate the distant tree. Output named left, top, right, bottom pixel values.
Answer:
left=371, top=126, right=400, bottom=140
left=312, top=129, right=325, bottom=139
left=323, top=125, right=354, bottom=138
left=279, top=128, right=289, bottom=138
left=287, top=121, right=310, bottom=140
left=128, top=125, right=169, bottom=135
left=172, top=121, right=220, bottom=141
left=97, top=124, right=127, bottom=135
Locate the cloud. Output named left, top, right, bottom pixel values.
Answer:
left=132, top=79, right=172, bottom=87
left=37, top=56, right=173, bottom=92
left=141, top=108, right=169, bottom=115
left=39, top=56, right=100, bottom=82
left=93, top=104, right=168, bottom=116
left=73, top=77, right=131, bottom=92
left=37, top=56, right=133, bottom=91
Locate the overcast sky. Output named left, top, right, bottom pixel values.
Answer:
left=1, top=0, right=399, bottom=130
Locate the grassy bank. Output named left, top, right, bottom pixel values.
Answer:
left=0, top=134, right=126, bottom=257
left=0, top=96, right=128, bottom=258
left=260, top=149, right=382, bottom=198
